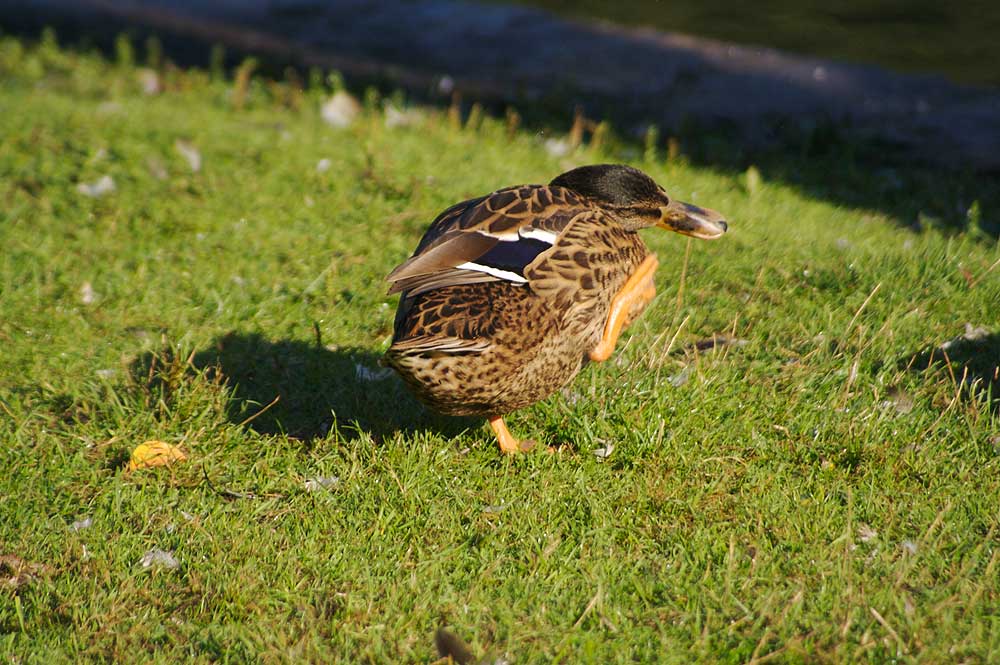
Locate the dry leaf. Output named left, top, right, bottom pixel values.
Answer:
left=79, top=281, right=98, bottom=305
left=174, top=140, right=202, bottom=172
left=126, top=440, right=187, bottom=472
left=435, top=627, right=508, bottom=665
left=384, top=104, right=424, bottom=128
left=882, top=387, right=915, bottom=414
left=593, top=443, right=615, bottom=461
left=668, top=365, right=693, bottom=387
left=76, top=175, right=116, bottom=198
left=69, top=517, right=93, bottom=532
left=482, top=502, right=509, bottom=514
left=544, top=137, right=572, bottom=157
left=857, top=524, right=878, bottom=543
left=355, top=363, right=393, bottom=382
left=744, top=165, right=762, bottom=195
left=147, top=156, right=169, bottom=180
left=304, top=476, right=340, bottom=491
left=1, top=554, right=53, bottom=589
left=137, top=67, right=161, bottom=95
left=435, top=628, right=476, bottom=665
left=139, top=548, right=179, bottom=570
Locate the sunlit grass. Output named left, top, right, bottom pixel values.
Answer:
left=1, top=34, right=999, bottom=663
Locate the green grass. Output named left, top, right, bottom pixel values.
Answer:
left=2, top=34, right=1000, bottom=663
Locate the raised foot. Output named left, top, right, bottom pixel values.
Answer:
left=589, top=253, right=660, bottom=362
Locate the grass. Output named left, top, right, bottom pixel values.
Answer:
left=2, top=33, right=1000, bottom=663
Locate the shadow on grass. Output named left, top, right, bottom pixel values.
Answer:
left=188, top=332, right=476, bottom=443
left=900, top=326, right=1000, bottom=412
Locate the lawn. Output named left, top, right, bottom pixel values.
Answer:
left=1, top=33, right=999, bottom=663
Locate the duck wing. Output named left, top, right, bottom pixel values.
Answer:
left=386, top=185, right=589, bottom=297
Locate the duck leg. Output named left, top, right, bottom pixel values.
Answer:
left=589, top=254, right=659, bottom=362
left=488, top=416, right=536, bottom=454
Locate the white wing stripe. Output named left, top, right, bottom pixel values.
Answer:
left=456, top=262, right=528, bottom=283
left=518, top=228, right=558, bottom=244
left=475, top=230, right=519, bottom=242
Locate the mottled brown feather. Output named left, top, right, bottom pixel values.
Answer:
left=386, top=185, right=592, bottom=297
left=385, top=184, right=652, bottom=418
left=385, top=231, right=498, bottom=294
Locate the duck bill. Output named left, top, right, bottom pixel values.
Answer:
left=657, top=200, right=728, bottom=239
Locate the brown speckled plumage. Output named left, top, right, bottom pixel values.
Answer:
left=384, top=164, right=728, bottom=447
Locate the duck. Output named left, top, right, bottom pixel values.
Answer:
left=384, top=164, right=727, bottom=454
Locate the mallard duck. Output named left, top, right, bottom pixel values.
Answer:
left=385, top=164, right=727, bottom=453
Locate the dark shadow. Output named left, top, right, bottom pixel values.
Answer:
left=2, top=0, right=998, bottom=238
left=899, top=327, right=1000, bottom=412
left=187, top=332, right=475, bottom=443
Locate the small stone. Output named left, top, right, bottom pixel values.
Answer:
left=321, top=91, right=361, bottom=128
left=938, top=324, right=990, bottom=350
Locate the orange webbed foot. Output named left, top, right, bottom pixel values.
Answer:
left=589, top=254, right=659, bottom=362
left=488, top=416, right=536, bottom=454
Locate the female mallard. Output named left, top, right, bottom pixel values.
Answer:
left=385, top=164, right=727, bottom=453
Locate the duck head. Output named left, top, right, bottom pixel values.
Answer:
left=550, top=163, right=728, bottom=238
